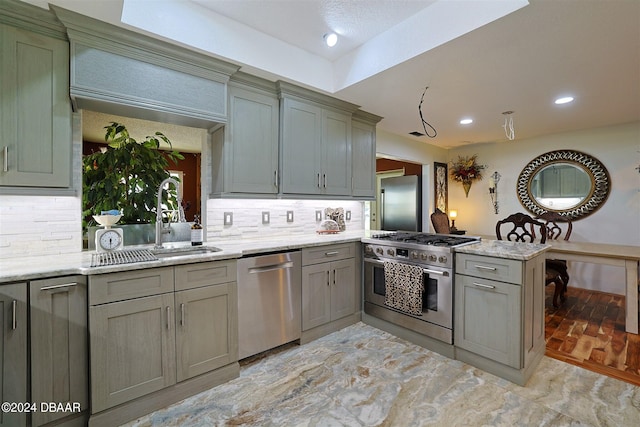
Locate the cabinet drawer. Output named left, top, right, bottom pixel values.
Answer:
left=456, top=253, right=523, bottom=285
left=89, top=267, right=174, bottom=305
left=175, top=260, right=237, bottom=291
left=302, top=243, right=356, bottom=265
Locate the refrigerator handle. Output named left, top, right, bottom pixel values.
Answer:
left=380, top=189, right=385, bottom=229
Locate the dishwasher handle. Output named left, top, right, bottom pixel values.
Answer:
left=248, top=261, right=295, bottom=274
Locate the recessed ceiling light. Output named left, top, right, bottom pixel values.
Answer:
left=554, top=96, right=574, bottom=105
left=460, top=118, right=473, bottom=125
left=324, top=33, right=338, bottom=47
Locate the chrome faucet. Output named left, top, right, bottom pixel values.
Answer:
left=155, top=177, right=185, bottom=249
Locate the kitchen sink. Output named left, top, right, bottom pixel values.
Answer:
left=151, top=245, right=222, bottom=258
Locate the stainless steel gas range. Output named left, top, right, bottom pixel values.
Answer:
left=362, top=232, right=481, bottom=344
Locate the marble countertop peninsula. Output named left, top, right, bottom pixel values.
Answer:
left=455, top=239, right=550, bottom=260
left=0, top=230, right=368, bottom=282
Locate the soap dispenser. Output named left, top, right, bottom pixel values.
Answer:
left=191, top=214, right=203, bottom=246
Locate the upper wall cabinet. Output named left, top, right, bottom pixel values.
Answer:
left=351, top=110, right=383, bottom=199
left=51, top=6, right=239, bottom=129
left=211, top=74, right=280, bottom=197
left=278, top=82, right=359, bottom=197
left=0, top=1, right=72, bottom=189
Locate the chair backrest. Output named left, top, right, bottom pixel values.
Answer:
left=534, top=211, right=572, bottom=241
left=496, top=212, right=547, bottom=243
left=431, top=208, right=450, bottom=234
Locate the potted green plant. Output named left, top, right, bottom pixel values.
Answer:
left=82, top=122, right=184, bottom=232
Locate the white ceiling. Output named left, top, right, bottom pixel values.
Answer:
left=25, top=0, right=640, bottom=151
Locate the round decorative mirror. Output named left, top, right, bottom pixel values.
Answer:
left=517, top=150, right=610, bottom=220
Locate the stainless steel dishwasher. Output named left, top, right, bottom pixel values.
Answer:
left=237, top=251, right=302, bottom=359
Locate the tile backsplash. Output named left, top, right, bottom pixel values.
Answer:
left=206, top=199, right=364, bottom=241
left=0, top=195, right=82, bottom=258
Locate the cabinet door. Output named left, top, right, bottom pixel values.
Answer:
left=175, top=282, right=238, bottom=382
left=301, top=264, right=331, bottom=331
left=227, top=86, right=279, bottom=194
left=0, top=24, right=71, bottom=187
left=0, top=283, right=27, bottom=427
left=351, top=120, right=376, bottom=198
left=455, top=274, right=522, bottom=368
left=90, top=293, right=176, bottom=413
left=330, top=259, right=356, bottom=321
left=280, top=98, right=322, bottom=194
left=30, top=277, right=87, bottom=426
left=322, top=109, right=352, bottom=195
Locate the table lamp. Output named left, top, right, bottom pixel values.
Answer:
left=449, top=210, right=458, bottom=231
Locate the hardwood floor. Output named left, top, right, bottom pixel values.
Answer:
left=545, top=284, right=640, bottom=386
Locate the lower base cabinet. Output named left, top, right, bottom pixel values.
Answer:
left=30, top=277, right=88, bottom=426
left=88, top=261, right=238, bottom=423
left=0, top=283, right=27, bottom=427
left=455, top=252, right=546, bottom=385
left=301, top=244, right=358, bottom=336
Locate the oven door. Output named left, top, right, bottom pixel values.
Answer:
left=364, top=257, right=452, bottom=329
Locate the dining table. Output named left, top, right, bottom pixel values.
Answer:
left=544, top=240, right=640, bottom=334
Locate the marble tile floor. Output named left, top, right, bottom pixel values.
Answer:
left=123, top=322, right=640, bottom=427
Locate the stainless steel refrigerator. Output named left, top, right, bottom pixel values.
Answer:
left=380, top=175, right=422, bottom=231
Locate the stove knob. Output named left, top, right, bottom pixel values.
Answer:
left=428, top=254, right=437, bottom=262
left=376, top=247, right=384, bottom=255
left=387, top=248, right=395, bottom=256
left=365, top=246, right=374, bottom=254
left=411, top=251, right=418, bottom=259
left=438, top=256, right=447, bottom=264
left=420, top=253, right=428, bottom=261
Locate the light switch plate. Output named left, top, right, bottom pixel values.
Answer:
left=224, top=212, right=233, bottom=226
left=315, top=210, right=322, bottom=221
left=262, top=211, right=270, bottom=224
left=287, top=211, right=294, bottom=222
left=346, top=210, right=351, bottom=221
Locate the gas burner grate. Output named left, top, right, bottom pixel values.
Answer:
left=91, top=249, right=158, bottom=267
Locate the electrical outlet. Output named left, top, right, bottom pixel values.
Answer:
left=287, top=211, right=294, bottom=222
left=224, top=212, right=233, bottom=226
left=262, top=211, right=270, bottom=224
left=346, top=210, right=351, bottom=221
left=315, top=210, right=322, bottom=221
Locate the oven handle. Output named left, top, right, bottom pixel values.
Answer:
left=364, top=257, right=448, bottom=276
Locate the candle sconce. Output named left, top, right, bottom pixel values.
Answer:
left=488, top=171, right=501, bottom=214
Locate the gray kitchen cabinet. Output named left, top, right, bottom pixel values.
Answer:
left=90, top=292, right=176, bottom=412
left=174, top=261, right=238, bottom=382
left=351, top=111, right=382, bottom=199
left=454, top=252, right=546, bottom=385
left=88, top=260, right=238, bottom=422
left=212, top=75, right=279, bottom=197
left=0, top=283, right=27, bottom=427
left=30, top=276, right=88, bottom=426
left=279, top=83, right=356, bottom=197
left=301, top=244, right=356, bottom=331
left=0, top=22, right=71, bottom=188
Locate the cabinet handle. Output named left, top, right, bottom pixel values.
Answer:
left=333, top=269, right=336, bottom=286
left=323, top=173, right=327, bottom=188
left=274, top=170, right=278, bottom=189
left=317, top=173, right=321, bottom=188
left=180, top=303, right=185, bottom=326
left=11, top=300, right=17, bottom=330
left=327, top=271, right=330, bottom=286
left=3, top=146, right=7, bottom=172
left=166, top=306, right=171, bottom=330
left=325, top=251, right=339, bottom=257
left=39, top=282, right=78, bottom=291
left=474, top=264, right=497, bottom=271
left=473, top=282, right=496, bottom=289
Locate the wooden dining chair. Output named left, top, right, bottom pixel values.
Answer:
left=431, top=208, right=450, bottom=234
left=534, top=212, right=573, bottom=307
left=495, top=212, right=547, bottom=243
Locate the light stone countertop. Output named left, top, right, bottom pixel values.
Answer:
left=0, top=230, right=369, bottom=282
left=454, top=238, right=550, bottom=260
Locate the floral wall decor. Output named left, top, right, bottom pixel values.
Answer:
left=450, top=154, right=486, bottom=197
